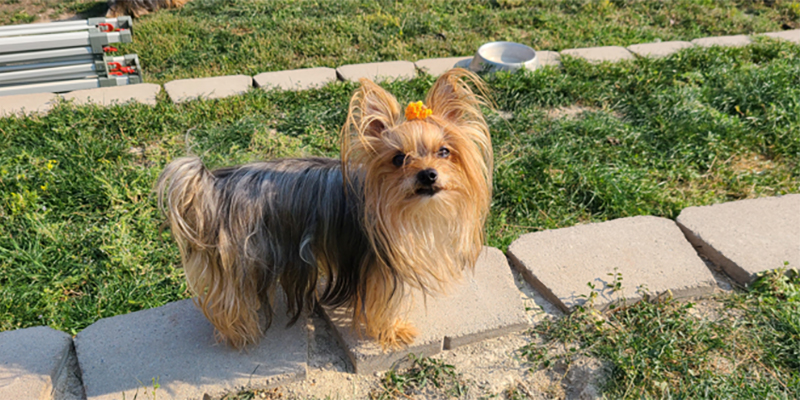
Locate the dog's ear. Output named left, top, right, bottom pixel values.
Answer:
left=345, top=78, right=402, bottom=139
left=425, top=68, right=490, bottom=126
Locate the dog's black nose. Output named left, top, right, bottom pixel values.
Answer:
left=417, top=168, right=438, bottom=186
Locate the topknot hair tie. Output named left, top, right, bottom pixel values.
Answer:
left=405, top=101, right=433, bottom=121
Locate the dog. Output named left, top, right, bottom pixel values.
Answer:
left=106, top=0, right=190, bottom=18
left=156, top=68, right=493, bottom=349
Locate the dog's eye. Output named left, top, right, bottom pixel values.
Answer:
left=437, top=147, right=450, bottom=158
left=392, top=153, right=407, bottom=167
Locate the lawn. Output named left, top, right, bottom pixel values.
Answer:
left=1, top=36, right=797, bottom=333
left=2, top=0, right=798, bottom=82
left=0, top=1, right=798, bottom=398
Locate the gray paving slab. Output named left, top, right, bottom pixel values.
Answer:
left=321, top=246, right=528, bottom=374
left=762, top=29, right=800, bottom=44
left=415, top=56, right=472, bottom=76
left=336, top=61, right=417, bottom=83
left=627, top=41, right=694, bottom=58
left=253, top=67, right=337, bottom=91
left=62, top=83, right=161, bottom=106
left=0, top=92, right=58, bottom=117
left=0, top=326, right=80, bottom=400
left=676, top=195, right=800, bottom=285
left=508, top=216, right=717, bottom=313
left=691, top=34, right=752, bottom=48
left=560, top=46, right=635, bottom=63
left=75, top=299, right=307, bottom=400
left=163, top=74, right=252, bottom=104
left=536, top=50, right=562, bottom=67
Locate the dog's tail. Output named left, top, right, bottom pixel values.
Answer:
left=156, top=157, right=266, bottom=349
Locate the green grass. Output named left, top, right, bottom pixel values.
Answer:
left=100, top=0, right=800, bottom=83
left=372, top=355, right=469, bottom=399
left=1, top=39, right=798, bottom=334
left=521, top=268, right=800, bottom=398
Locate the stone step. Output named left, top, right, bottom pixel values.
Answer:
left=762, top=29, right=800, bottom=44
left=676, top=194, right=800, bottom=285
left=415, top=56, right=472, bottom=77
left=627, top=41, right=694, bottom=58
left=336, top=61, right=417, bottom=83
left=508, top=216, right=717, bottom=312
left=320, top=247, right=528, bottom=375
left=253, top=67, right=338, bottom=91
left=62, top=83, right=161, bottom=106
left=0, top=92, right=58, bottom=117
left=164, top=74, right=252, bottom=104
left=74, top=299, right=307, bottom=400
left=560, top=46, right=635, bottom=63
left=691, top=34, right=752, bottom=48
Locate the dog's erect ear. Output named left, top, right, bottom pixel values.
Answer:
left=425, top=68, right=490, bottom=126
left=344, top=78, right=402, bottom=139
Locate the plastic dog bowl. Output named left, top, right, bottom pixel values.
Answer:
left=468, top=41, right=538, bottom=73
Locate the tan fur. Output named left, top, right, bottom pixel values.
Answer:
left=341, top=69, right=493, bottom=347
left=157, top=69, right=493, bottom=350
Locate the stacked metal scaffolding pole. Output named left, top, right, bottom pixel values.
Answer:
left=0, top=16, right=143, bottom=97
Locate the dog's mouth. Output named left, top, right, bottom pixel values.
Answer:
left=415, top=186, right=441, bottom=196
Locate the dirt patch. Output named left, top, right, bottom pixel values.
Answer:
left=729, top=153, right=775, bottom=175
left=546, top=105, right=598, bottom=120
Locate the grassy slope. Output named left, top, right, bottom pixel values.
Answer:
left=107, top=0, right=800, bottom=82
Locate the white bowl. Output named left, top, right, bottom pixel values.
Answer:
left=468, top=41, right=538, bottom=73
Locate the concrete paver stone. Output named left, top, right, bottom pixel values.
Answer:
left=75, top=298, right=307, bottom=400
left=691, top=34, right=752, bottom=47
left=560, top=46, right=634, bottom=63
left=508, top=216, right=717, bottom=313
left=321, top=246, right=528, bottom=375
left=164, top=74, right=252, bottom=103
left=415, top=57, right=473, bottom=76
left=0, top=326, right=81, bottom=400
left=762, top=29, right=800, bottom=44
left=336, top=61, right=417, bottom=83
left=627, top=41, right=694, bottom=58
left=536, top=50, right=563, bottom=67
left=676, top=194, right=800, bottom=285
left=254, top=67, right=338, bottom=91
left=0, top=92, right=59, bottom=117
left=62, top=83, right=161, bottom=106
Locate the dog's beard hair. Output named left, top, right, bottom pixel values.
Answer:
left=106, top=0, right=190, bottom=17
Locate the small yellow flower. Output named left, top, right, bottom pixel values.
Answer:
left=405, top=101, right=433, bottom=121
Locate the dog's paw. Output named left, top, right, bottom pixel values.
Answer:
left=379, top=319, right=418, bottom=350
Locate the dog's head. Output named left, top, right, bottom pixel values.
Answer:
left=341, top=68, right=493, bottom=283
left=342, top=68, right=492, bottom=217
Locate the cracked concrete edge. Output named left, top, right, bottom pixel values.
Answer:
left=507, top=250, right=571, bottom=314
left=675, top=220, right=754, bottom=286
left=54, top=340, right=87, bottom=400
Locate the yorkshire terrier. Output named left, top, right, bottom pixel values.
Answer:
left=106, top=0, right=190, bottom=18
left=156, top=69, right=493, bottom=349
